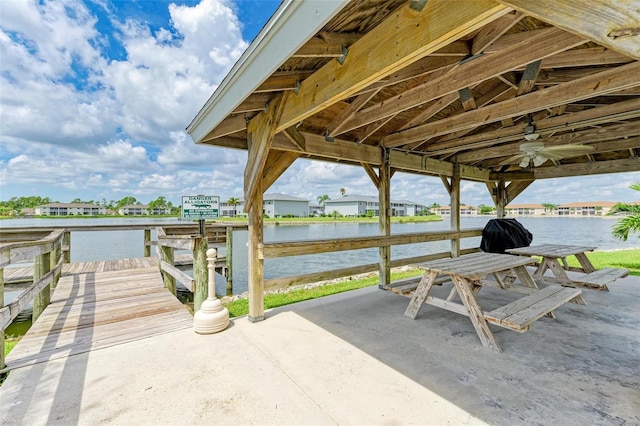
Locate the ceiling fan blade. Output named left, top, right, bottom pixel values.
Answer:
left=498, top=153, right=528, bottom=166
left=543, top=144, right=594, bottom=154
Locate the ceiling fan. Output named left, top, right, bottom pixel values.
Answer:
left=500, top=115, right=593, bottom=168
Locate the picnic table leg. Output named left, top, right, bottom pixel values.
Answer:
left=512, top=265, right=558, bottom=318
left=404, top=270, right=438, bottom=319
left=574, top=253, right=596, bottom=273
left=451, top=275, right=502, bottom=352
left=446, top=281, right=481, bottom=302
left=541, top=259, right=588, bottom=305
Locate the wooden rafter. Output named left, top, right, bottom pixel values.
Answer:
left=338, top=27, right=584, bottom=135
left=495, top=158, right=640, bottom=180
left=292, top=32, right=362, bottom=58
left=423, top=97, right=640, bottom=155
left=471, top=11, right=524, bottom=54
left=384, top=61, right=640, bottom=147
left=457, top=122, right=640, bottom=163
left=273, top=0, right=511, bottom=133
left=497, top=0, right=640, bottom=60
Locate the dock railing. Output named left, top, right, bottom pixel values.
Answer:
left=1, top=229, right=65, bottom=370
left=259, top=228, right=484, bottom=290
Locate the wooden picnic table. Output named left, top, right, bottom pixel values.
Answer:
left=404, top=252, right=581, bottom=352
left=506, top=244, right=629, bottom=291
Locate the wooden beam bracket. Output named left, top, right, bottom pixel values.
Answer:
left=337, top=45, right=349, bottom=65
left=410, top=0, right=428, bottom=12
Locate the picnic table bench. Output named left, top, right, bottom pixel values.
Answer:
left=506, top=244, right=629, bottom=291
left=404, top=252, right=582, bottom=352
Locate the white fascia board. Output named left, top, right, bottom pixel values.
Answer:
left=187, top=0, right=351, bottom=143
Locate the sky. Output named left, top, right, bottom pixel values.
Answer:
left=1, top=0, right=639, bottom=208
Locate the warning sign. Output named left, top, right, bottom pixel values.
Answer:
left=181, top=195, right=220, bottom=219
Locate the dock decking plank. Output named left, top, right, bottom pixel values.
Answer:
left=4, top=261, right=193, bottom=372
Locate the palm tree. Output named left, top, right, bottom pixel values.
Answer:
left=542, top=203, right=558, bottom=214
left=227, top=197, right=241, bottom=217
left=317, top=194, right=330, bottom=206
left=609, top=182, right=640, bottom=241
left=340, top=188, right=346, bottom=197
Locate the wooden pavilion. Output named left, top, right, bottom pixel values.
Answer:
left=186, top=0, right=640, bottom=321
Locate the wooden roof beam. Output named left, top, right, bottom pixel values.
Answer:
left=457, top=121, right=640, bottom=163
left=384, top=61, right=640, bottom=147
left=268, top=131, right=490, bottom=181
left=494, top=157, right=640, bottom=180
left=255, top=71, right=314, bottom=93
left=326, top=89, right=381, bottom=137
left=292, top=32, right=362, bottom=58
left=497, top=0, right=640, bottom=60
left=471, top=11, right=524, bottom=54
left=423, top=97, right=640, bottom=155
left=338, top=27, right=585, bottom=135
left=273, top=0, right=511, bottom=133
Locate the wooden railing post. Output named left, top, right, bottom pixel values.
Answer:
left=1, top=267, right=4, bottom=370
left=193, top=235, right=209, bottom=311
left=144, top=229, right=151, bottom=257
left=225, top=226, right=233, bottom=294
left=33, top=251, right=51, bottom=322
left=159, top=243, right=176, bottom=295
left=51, top=238, right=61, bottom=289
left=63, top=231, right=71, bottom=263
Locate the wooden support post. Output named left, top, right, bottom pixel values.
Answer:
left=63, top=231, right=71, bottom=263
left=159, top=243, right=176, bottom=295
left=225, top=226, right=233, bottom=294
left=248, top=186, right=264, bottom=322
left=32, top=252, right=51, bottom=322
left=378, top=149, right=391, bottom=288
left=193, top=235, right=209, bottom=312
left=144, top=229, right=151, bottom=257
left=450, top=164, right=461, bottom=257
left=496, top=180, right=507, bottom=218
left=1, top=268, right=4, bottom=370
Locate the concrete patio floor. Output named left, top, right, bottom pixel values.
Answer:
left=1, top=274, right=638, bottom=425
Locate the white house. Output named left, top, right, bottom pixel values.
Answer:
left=220, top=199, right=245, bottom=217
left=263, top=193, right=309, bottom=218
left=505, top=204, right=546, bottom=216
left=35, top=203, right=107, bottom=216
left=557, top=201, right=618, bottom=216
left=325, top=195, right=425, bottom=217
left=119, top=204, right=170, bottom=215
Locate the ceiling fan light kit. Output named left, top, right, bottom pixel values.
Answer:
left=523, top=124, right=540, bottom=141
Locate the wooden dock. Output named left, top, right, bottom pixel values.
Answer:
left=3, top=259, right=193, bottom=372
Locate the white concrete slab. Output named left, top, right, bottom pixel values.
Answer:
left=1, top=275, right=638, bottom=425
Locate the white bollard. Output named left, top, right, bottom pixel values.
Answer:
left=193, top=248, right=230, bottom=334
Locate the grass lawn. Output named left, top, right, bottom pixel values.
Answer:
left=224, top=249, right=640, bottom=317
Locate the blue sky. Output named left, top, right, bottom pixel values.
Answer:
left=1, top=0, right=639, bottom=207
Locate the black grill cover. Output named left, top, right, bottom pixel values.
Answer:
left=480, top=218, right=533, bottom=254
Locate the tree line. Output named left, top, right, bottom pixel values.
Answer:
left=0, top=195, right=179, bottom=216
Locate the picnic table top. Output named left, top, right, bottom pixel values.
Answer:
left=417, top=252, right=535, bottom=279
left=506, top=244, right=597, bottom=258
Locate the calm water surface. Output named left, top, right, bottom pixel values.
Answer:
left=2, top=216, right=637, bottom=298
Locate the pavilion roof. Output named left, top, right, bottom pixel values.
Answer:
left=187, top=0, right=640, bottom=200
